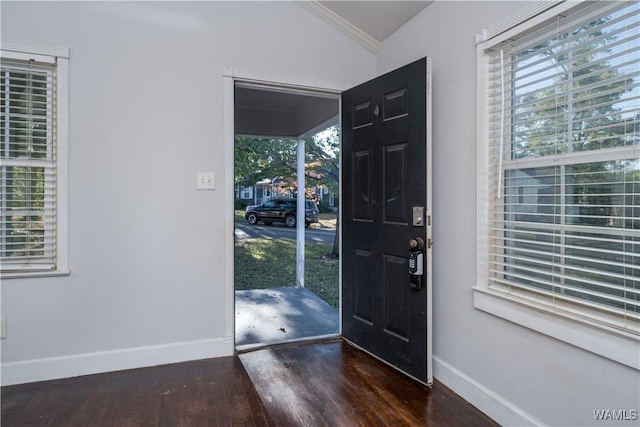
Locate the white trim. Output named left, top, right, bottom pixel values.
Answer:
left=0, top=44, right=69, bottom=277
left=475, top=1, right=566, bottom=45
left=500, top=145, right=638, bottom=170
left=1, top=269, right=70, bottom=280
left=233, top=76, right=341, bottom=99
left=296, top=137, right=306, bottom=288
left=223, top=71, right=235, bottom=346
left=473, top=289, right=640, bottom=370
left=476, top=40, right=490, bottom=293
left=223, top=67, right=343, bottom=350
left=425, top=57, right=434, bottom=387
left=296, top=1, right=381, bottom=54
left=1, top=337, right=233, bottom=386
left=2, top=41, right=69, bottom=59
left=56, top=50, right=70, bottom=275
left=433, top=356, right=544, bottom=427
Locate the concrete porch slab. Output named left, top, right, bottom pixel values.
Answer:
left=235, top=286, right=339, bottom=348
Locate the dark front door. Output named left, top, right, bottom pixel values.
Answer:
left=342, top=57, right=432, bottom=383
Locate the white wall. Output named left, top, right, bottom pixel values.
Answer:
left=3, top=2, right=638, bottom=425
left=0, top=1, right=376, bottom=384
left=378, top=2, right=640, bottom=426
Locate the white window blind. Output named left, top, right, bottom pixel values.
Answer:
left=482, top=1, right=639, bottom=335
left=1, top=55, right=58, bottom=272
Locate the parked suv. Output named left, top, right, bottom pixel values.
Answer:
left=245, top=198, right=319, bottom=228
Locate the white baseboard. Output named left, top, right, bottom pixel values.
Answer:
left=433, top=355, right=544, bottom=427
left=1, top=336, right=235, bottom=386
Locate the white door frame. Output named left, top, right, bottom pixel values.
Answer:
left=222, top=68, right=343, bottom=352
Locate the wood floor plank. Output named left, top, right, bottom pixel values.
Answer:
left=239, top=340, right=499, bottom=427
left=2, top=340, right=498, bottom=426
left=1, top=357, right=272, bottom=427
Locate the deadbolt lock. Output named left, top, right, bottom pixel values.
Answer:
left=412, top=206, right=424, bottom=226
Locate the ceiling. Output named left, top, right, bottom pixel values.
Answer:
left=235, top=1, right=433, bottom=138
left=235, top=86, right=339, bottom=138
left=318, top=1, right=432, bottom=43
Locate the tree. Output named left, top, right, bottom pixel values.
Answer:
left=510, top=11, right=638, bottom=226
left=308, top=126, right=340, bottom=257
left=234, top=128, right=339, bottom=194
left=234, top=136, right=298, bottom=189
left=505, top=7, right=639, bottom=312
left=234, top=126, right=341, bottom=257
left=511, top=15, right=635, bottom=159
left=306, top=126, right=339, bottom=193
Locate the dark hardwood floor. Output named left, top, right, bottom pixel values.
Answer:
left=2, top=340, right=498, bottom=426
left=239, top=340, right=498, bottom=427
left=1, top=356, right=272, bottom=427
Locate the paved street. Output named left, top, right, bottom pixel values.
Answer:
left=235, top=220, right=336, bottom=244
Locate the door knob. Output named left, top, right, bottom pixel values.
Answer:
left=409, top=237, right=424, bottom=250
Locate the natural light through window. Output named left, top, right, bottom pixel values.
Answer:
left=1, top=45, right=68, bottom=276
left=476, top=0, right=639, bottom=353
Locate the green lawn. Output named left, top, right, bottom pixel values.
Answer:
left=235, top=238, right=339, bottom=308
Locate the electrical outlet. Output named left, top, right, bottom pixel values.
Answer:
left=197, top=172, right=215, bottom=190
left=1, top=318, right=6, bottom=339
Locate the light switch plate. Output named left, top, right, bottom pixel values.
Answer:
left=197, top=172, right=215, bottom=190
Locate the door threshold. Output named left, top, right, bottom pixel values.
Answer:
left=235, top=334, right=341, bottom=354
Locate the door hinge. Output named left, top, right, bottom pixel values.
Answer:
left=427, top=238, right=433, bottom=249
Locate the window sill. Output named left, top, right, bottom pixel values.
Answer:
left=473, top=287, right=640, bottom=370
left=1, top=269, right=71, bottom=280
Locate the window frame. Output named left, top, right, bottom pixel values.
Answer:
left=1, top=43, right=69, bottom=279
left=475, top=1, right=639, bottom=370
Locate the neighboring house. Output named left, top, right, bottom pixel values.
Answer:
left=505, top=169, right=556, bottom=223
left=235, top=177, right=290, bottom=206
left=236, top=178, right=336, bottom=210
left=310, top=185, right=337, bottom=211
left=506, top=168, right=639, bottom=229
